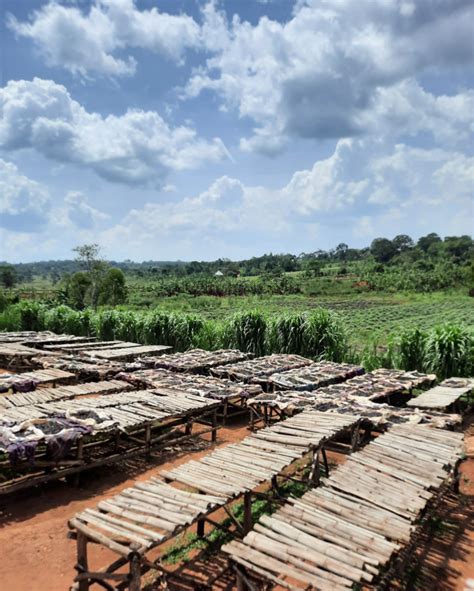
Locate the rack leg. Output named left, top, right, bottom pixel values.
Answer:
left=197, top=518, right=205, bottom=538
left=211, top=409, right=217, bottom=442
left=243, top=492, right=252, bottom=534
left=322, top=447, right=329, bottom=477
left=129, top=554, right=141, bottom=591
left=76, top=533, right=89, bottom=591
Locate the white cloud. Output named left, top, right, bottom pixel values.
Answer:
left=0, top=159, right=51, bottom=232
left=62, top=191, right=109, bottom=228
left=0, top=78, right=228, bottom=186
left=8, top=0, right=201, bottom=78
left=370, top=144, right=474, bottom=204
left=8, top=1, right=473, bottom=157
left=185, top=0, right=474, bottom=152
left=102, top=138, right=474, bottom=257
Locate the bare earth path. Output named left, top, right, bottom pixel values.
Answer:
left=0, top=425, right=247, bottom=591
left=0, top=420, right=473, bottom=591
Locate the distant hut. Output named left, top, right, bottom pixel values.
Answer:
left=214, top=270, right=224, bottom=277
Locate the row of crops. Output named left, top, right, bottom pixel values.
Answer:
left=128, top=276, right=302, bottom=297
left=1, top=301, right=472, bottom=378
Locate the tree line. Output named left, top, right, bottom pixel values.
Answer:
left=0, top=233, right=472, bottom=300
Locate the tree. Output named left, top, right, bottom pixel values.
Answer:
left=72, top=243, right=106, bottom=307
left=99, top=268, right=127, bottom=306
left=66, top=272, right=92, bottom=310
left=417, top=233, right=441, bottom=252
left=370, top=238, right=397, bottom=263
left=392, top=234, right=414, bottom=253
left=444, top=235, right=473, bottom=260
left=335, top=243, right=349, bottom=261
left=304, top=259, right=322, bottom=277
left=0, top=265, right=17, bottom=288
left=73, top=243, right=101, bottom=273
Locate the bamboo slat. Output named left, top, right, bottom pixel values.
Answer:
left=223, top=423, right=463, bottom=589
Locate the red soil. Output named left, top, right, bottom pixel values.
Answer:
left=0, top=424, right=247, bottom=591
left=0, top=420, right=473, bottom=591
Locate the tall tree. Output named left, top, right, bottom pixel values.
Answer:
left=417, top=233, right=441, bottom=252
left=66, top=272, right=92, bottom=310
left=392, top=234, right=414, bottom=253
left=0, top=265, right=17, bottom=288
left=370, top=238, right=397, bottom=263
left=72, top=243, right=106, bottom=307
left=99, top=268, right=127, bottom=306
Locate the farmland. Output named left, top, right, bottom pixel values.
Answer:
left=0, top=239, right=473, bottom=591
left=124, top=291, right=474, bottom=347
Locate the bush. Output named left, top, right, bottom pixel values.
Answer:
left=43, top=305, right=81, bottom=335
left=424, top=324, right=473, bottom=378
left=397, top=328, right=427, bottom=371
left=224, top=311, right=267, bottom=357
left=268, top=314, right=306, bottom=355
left=300, top=309, right=347, bottom=361
left=15, top=301, right=46, bottom=331
left=140, top=311, right=204, bottom=351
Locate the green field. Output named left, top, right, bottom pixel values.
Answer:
left=117, top=291, right=474, bottom=347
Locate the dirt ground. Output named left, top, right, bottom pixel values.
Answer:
left=0, top=424, right=248, bottom=591
left=0, top=420, right=473, bottom=591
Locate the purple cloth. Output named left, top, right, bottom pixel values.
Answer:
left=7, top=440, right=39, bottom=467
left=45, top=423, right=91, bottom=461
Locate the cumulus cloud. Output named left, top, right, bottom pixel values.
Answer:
left=186, top=0, right=474, bottom=152
left=62, top=191, right=109, bottom=228
left=102, top=138, right=474, bottom=257
left=8, top=1, right=473, bottom=154
left=0, top=78, right=228, bottom=186
left=0, top=159, right=51, bottom=232
left=8, top=0, right=201, bottom=77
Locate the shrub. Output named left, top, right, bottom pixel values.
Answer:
left=140, top=311, right=204, bottom=351
left=224, top=311, right=267, bottom=356
left=268, top=314, right=306, bottom=355
left=397, top=327, right=427, bottom=371
left=300, top=309, right=347, bottom=361
left=424, top=324, right=473, bottom=378
left=15, top=301, right=45, bottom=331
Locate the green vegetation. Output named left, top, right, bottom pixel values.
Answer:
left=4, top=232, right=473, bottom=295
left=1, top=234, right=472, bottom=377
left=0, top=300, right=472, bottom=378
left=161, top=476, right=309, bottom=565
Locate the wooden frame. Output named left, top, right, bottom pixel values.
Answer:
left=0, top=406, right=219, bottom=496
left=225, top=425, right=463, bottom=591
left=67, top=413, right=364, bottom=590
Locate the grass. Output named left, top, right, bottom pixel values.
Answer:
left=121, top=290, right=474, bottom=347
left=161, top=474, right=310, bottom=565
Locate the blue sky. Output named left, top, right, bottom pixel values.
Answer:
left=0, top=0, right=473, bottom=262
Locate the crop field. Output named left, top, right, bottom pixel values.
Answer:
left=122, top=292, right=474, bottom=347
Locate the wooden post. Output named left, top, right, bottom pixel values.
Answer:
left=236, top=570, right=247, bottom=591
left=321, top=446, right=329, bottom=477
left=271, top=475, right=279, bottom=495
left=76, top=532, right=89, bottom=591
left=362, top=424, right=372, bottom=445
left=350, top=423, right=361, bottom=452
left=129, top=553, right=141, bottom=591
left=453, top=459, right=461, bottom=494
left=211, top=409, right=217, bottom=442
left=185, top=419, right=192, bottom=436
left=145, top=424, right=151, bottom=459
left=310, top=448, right=321, bottom=485
left=243, top=492, right=252, bottom=534
left=197, top=518, right=205, bottom=538
left=223, top=400, right=228, bottom=426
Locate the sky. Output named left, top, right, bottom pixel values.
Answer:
left=0, top=0, right=473, bottom=263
